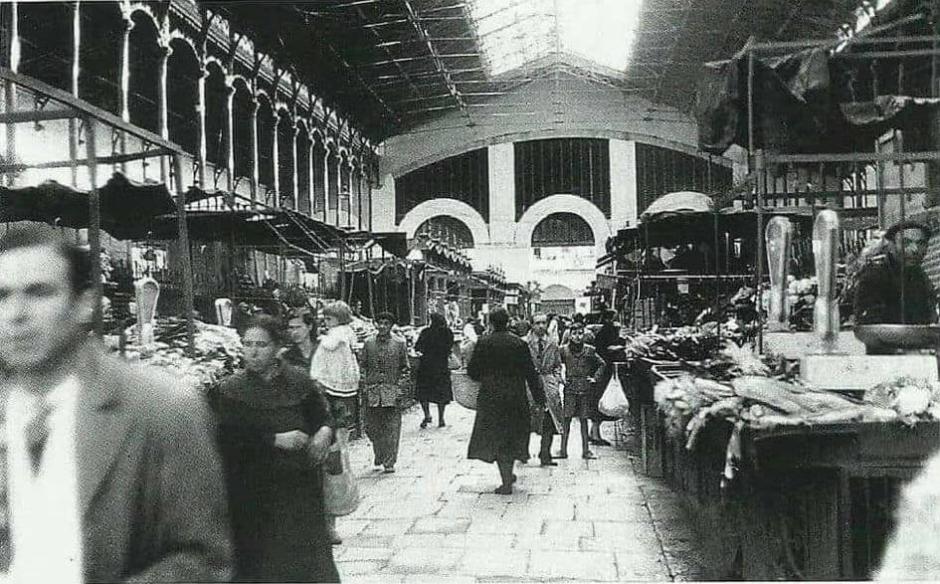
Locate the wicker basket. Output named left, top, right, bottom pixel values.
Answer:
left=452, top=370, right=480, bottom=410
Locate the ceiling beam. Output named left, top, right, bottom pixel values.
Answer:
left=402, top=0, right=474, bottom=125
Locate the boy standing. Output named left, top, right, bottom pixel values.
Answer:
left=559, top=322, right=606, bottom=460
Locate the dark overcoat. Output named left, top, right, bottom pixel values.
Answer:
left=210, top=364, right=338, bottom=583
left=466, top=331, right=544, bottom=463
left=415, top=325, right=454, bottom=404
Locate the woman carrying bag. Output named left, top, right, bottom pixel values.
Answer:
left=310, top=300, right=361, bottom=545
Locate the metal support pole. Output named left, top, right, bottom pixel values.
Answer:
left=339, top=236, right=346, bottom=301
left=747, top=41, right=765, bottom=352
left=84, top=117, right=103, bottom=337
left=291, top=123, right=299, bottom=209
left=196, top=67, right=207, bottom=187
left=271, top=117, right=280, bottom=205
left=172, top=154, right=197, bottom=355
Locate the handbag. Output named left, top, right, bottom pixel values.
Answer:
left=322, top=432, right=360, bottom=516
left=598, top=366, right=630, bottom=418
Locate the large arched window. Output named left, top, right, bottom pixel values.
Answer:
left=78, top=3, right=123, bottom=115
left=127, top=10, right=161, bottom=133
left=232, top=78, right=253, bottom=182
left=296, top=122, right=311, bottom=215
left=166, top=37, right=199, bottom=154
left=18, top=2, right=72, bottom=91
left=311, top=134, right=327, bottom=219
left=531, top=212, right=594, bottom=247
left=415, top=216, right=475, bottom=249
left=204, top=62, right=227, bottom=171
left=276, top=108, right=294, bottom=208
left=256, top=95, right=275, bottom=202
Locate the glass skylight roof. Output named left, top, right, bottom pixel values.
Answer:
left=468, top=0, right=643, bottom=76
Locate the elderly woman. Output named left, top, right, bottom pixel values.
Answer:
left=310, top=300, right=360, bottom=544
left=467, top=308, right=544, bottom=494
left=210, top=315, right=338, bottom=582
left=414, top=312, right=455, bottom=428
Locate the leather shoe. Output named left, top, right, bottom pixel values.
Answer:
left=540, top=459, right=558, bottom=467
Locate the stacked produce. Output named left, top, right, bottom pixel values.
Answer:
left=625, top=323, right=731, bottom=362
left=653, top=345, right=905, bottom=486
left=864, top=377, right=940, bottom=424
left=122, top=317, right=242, bottom=392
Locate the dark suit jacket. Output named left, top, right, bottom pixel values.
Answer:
left=69, top=344, right=233, bottom=582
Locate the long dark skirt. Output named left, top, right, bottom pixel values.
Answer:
left=415, top=365, right=453, bottom=404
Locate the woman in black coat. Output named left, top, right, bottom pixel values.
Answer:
left=414, top=312, right=455, bottom=428
left=210, top=315, right=338, bottom=582
left=467, top=308, right=545, bottom=494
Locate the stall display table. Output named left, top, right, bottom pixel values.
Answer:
left=653, top=412, right=938, bottom=580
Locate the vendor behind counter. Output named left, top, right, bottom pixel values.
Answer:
left=854, top=220, right=938, bottom=326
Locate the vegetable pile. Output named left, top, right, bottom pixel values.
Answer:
left=122, top=317, right=243, bottom=392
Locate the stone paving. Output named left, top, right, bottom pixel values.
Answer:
left=335, top=404, right=708, bottom=583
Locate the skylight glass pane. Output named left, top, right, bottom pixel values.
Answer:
left=468, top=0, right=643, bottom=76
left=559, top=0, right=642, bottom=71
left=470, top=0, right=554, bottom=75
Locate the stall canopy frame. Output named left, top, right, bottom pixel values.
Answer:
left=741, top=30, right=940, bottom=350
left=1, top=67, right=197, bottom=352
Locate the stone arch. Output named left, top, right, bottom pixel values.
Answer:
left=515, top=194, right=609, bottom=255
left=398, top=200, right=490, bottom=246
left=127, top=4, right=159, bottom=30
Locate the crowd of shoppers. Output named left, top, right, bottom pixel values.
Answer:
left=0, top=225, right=628, bottom=582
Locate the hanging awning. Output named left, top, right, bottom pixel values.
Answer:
left=0, top=173, right=177, bottom=239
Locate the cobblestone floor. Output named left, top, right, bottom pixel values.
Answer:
left=336, top=403, right=708, bottom=582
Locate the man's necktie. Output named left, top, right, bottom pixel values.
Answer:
left=537, top=339, right=545, bottom=365
left=25, top=399, right=53, bottom=474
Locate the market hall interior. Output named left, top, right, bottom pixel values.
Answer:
left=3, top=0, right=940, bottom=581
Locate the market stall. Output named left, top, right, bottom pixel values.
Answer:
left=616, top=22, right=940, bottom=580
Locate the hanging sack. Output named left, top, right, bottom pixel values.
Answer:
left=322, top=432, right=360, bottom=516
left=452, top=370, right=480, bottom=410
left=598, top=366, right=630, bottom=418
left=448, top=349, right=462, bottom=370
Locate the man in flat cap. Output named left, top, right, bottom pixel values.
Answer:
left=854, top=220, right=937, bottom=326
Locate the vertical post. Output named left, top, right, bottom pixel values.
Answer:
left=8, top=1, right=20, bottom=73
left=172, top=154, right=197, bottom=355
left=68, top=1, right=80, bottom=187
left=357, top=172, right=364, bottom=231
left=897, top=130, right=907, bottom=324
left=271, top=116, right=280, bottom=205
left=291, top=122, right=299, bottom=209
left=3, top=2, right=19, bottom=187
left=119, top=17, right=132, bottom=122
left=224, top=81, right=235, bottom=192
left=747, top=41, right=764, bottom=352
left=249, top=96, right=260, bottom=206
left=85, top=117, right=103, bottom=337
left=339, top=235, right=346, bottom=301
left=306, top=129, right=315, bottom=216
left=321, top=147, right=330, bottom=222
left=196, top=66, right=207, bottom=187
left=158, top=43, right=171, bottom=184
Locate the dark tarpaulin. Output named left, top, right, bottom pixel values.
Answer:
left=695, top=48, right=940, bottom=154
left=0, top=173, right=176, bottom=239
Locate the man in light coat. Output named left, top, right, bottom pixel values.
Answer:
left=526, top=313, right=564, bottom=466
left=0, top=226, right=232, bottom=582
